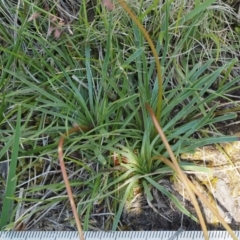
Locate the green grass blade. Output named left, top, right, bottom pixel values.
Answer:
left=182, top=135, right=240, bottom=153
left=144, top=176, right=198, bottom=222
left=178, top=0, right=216, bottom=25
left=85, top=44, right=94, bottom=113
left=112, top=178, right=137, bottom=230
left=0, top=105, right=21, bottom=229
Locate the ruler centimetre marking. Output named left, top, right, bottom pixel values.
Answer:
left=0, top=231, right=240, bottom=240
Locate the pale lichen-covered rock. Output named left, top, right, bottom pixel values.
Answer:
left=177, top=133, right=240, bottom=225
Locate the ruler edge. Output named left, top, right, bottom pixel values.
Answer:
left=1, top=231, right=240, bottom=239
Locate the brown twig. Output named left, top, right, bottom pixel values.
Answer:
left=145, top=103, right=209, bottom=240
left=58, top=125, right=90, bottom=240
left=116, top=0, right=163, bottom=120
left=151, top=155, right=238, bottom=240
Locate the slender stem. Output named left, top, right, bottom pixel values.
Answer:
left=146, top=103, right=209, bottom=240
left=117, top=0, right=163, bottom=120
left=58, top=125, right=90, bottom=240
left=152, top=155, right=238, bottom=240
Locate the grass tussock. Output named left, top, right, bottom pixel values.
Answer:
left=1, top=0, right=240, bottom=239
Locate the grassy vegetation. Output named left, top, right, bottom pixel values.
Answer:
left=1, top=0, right=240, bottom=238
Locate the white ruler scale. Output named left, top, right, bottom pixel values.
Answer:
left=0, top=231, right=240, bottom=240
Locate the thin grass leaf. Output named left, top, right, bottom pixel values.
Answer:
left=142, top=179, right=153, bottom=201
left=144, top=176, right=198, bottom=222
left=85, top=44, right=94, bottom=113
left=112, top=177, right=137, bottom=230
left=182, top=135, right=240, bottom=153
left=0, top=105, right=21, bottom=229
left=178, top=0, right=216, bottom=26
left=83, top=176, right=101, bottom=230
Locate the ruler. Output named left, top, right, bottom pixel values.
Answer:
left=0, top=231, right=240, bottom=240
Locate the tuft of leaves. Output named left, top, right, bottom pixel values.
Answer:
left=0, top=1, right=240, bottom=239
